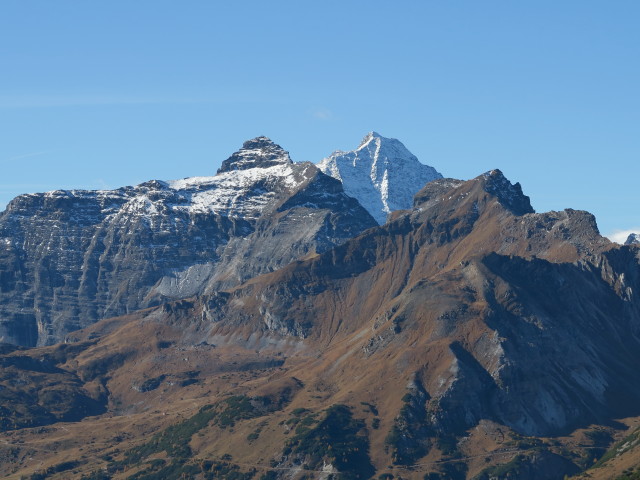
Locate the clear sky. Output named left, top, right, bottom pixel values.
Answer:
left=1, top=1, right=638, bottom=241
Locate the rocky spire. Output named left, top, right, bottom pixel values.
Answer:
left=217, top=136, right=292, bottom=174
left=481, top=169, right=534, bottom=216
left=625, top=233, right=640, bottom=245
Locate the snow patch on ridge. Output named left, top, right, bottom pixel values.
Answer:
left=9, top=138, right=305, bottom=225
left=167, top=163, right=299, bottom=217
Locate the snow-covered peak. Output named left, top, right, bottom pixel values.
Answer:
left=357, top=131, right=382, bottom=148
left=217, top=136, right=292, bottom=174
left=159, top=136, right=301, bottom=218
left=355, top=131, right=417, bottom=160
left=625, top=233, right=640, bottom=245
left=318, top=132, right=442, bottom=224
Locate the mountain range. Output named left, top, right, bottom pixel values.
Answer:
left=0, top=136, right=379, bottom=346
left=0, top=134, right=639, bottom=480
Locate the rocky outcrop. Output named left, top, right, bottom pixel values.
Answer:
left=626, top=233, right=640, bottom=245
left=0, top=137, right=377, bottom=346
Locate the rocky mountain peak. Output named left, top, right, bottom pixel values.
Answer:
left=354, top=131, right=416, bottom=159
left=480, top=169, right=534, bottom=215
left=412, top=170, right=533, bottom=219
left=217, top=136, right=292, bottom=174
left=318, top=132, right=442, bottom=224
left=626, top=233, right=640, bottom=245
left=356, top=130, right=382, bottom=148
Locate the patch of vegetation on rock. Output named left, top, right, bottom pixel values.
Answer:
left=80, top=470, right=112, bottom=480
left=385, top=381, right=433, bottom=465
left=472, top=449, right=578, bottom=480
left=285, top=404, right=375, bottom=480
left=614, top=466, right=640, bottom=480
left=593, top=427, right=640, bottom=468
left=122, top=404, right=218, bottom=464
left=113, top=393, right=286, bottom=474
left=473, top=454, right=526, bottom=480
left=216, top=395, right=265, bottom=428
left=126, top=458, right=256, bottom=480
left=23, top=460, right=82, bottom=479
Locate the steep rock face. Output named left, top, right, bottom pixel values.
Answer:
left=197, top=166, right=374, bottom=292
left=318, top=132, right=442, bottom=224
left=178, top=170, right=638, bottom=440
left=626, top=233, right=640, bottom=245
left=0, top=137, right=377, bottom=346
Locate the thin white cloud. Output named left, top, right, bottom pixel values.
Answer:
left=0, top=94, right=215, bottom=109
left=606, top=228, right=640, bottom=244
left=311, top=108, right=333, bottom=120
left=0, top=151, right=49, bottom=164
left=0, top=184, right=52, bottom=189
left=91, top=179, right=111, bottom=191
left=0, top=93, right=273, bottom=109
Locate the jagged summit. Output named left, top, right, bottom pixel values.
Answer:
left=480, top=169, right=534, bottom=215
left=357, top=130, right=383, bottom=148
left=217, top=136, right=292, bottom=174
left=626, top=233, right=640, bottom=245
left=318, top=132, right=443, bottom=224
left=354, top=131, right=421, bottom=163
left=412, top=170, right=534, bottom=217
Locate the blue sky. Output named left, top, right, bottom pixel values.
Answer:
left=1, top=1, right=638, bottom=240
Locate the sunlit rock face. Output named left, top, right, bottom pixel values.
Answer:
left=0, top=136, right=376, bottom=346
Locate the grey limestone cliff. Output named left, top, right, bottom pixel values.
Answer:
left=0, top=137, right=377, bottom=346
